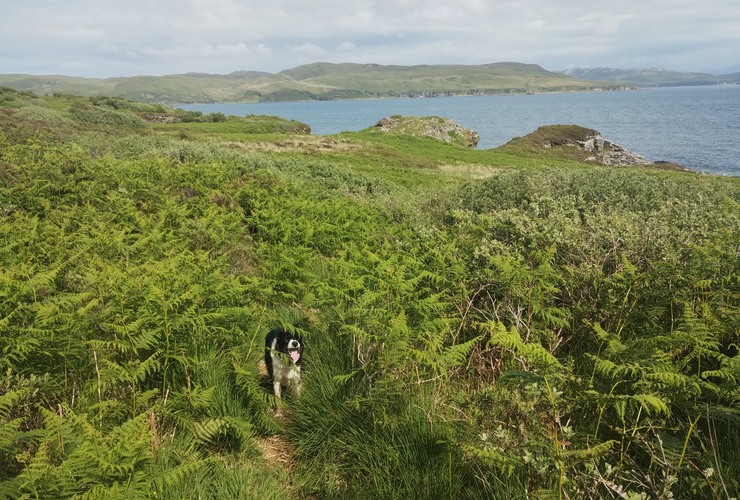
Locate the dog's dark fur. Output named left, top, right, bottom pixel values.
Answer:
left=265, top=326, right=303, bottom=399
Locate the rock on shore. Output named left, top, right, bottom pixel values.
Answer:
left=499, top=124, right=689, bottom=170
left=576, top=133, right=648, bottom=166
left=373, top=115, right=480, bottom=149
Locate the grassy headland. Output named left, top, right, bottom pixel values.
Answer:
left=1, top=89, right=739, bottom=500
left=0, top=62, right=637, bottom=104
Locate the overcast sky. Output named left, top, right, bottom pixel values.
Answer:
left=2, top=0, right=739, bottom=78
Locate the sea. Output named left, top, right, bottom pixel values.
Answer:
left=179, top=85, right=740, bottom=177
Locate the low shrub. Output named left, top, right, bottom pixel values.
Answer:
left=180, top=111, right=229, bottom=123
left=89, top=95, right=169, bottom=114
left=14, top=106, right=75, bottom=126
left=0, top=87, right=49, bottom=109
left=66, top=105, right=151, bottom=129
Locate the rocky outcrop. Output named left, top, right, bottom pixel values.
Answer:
left=503, top=125, right=652, bottom=166
left=577, top=134, right=648, bottom=166
left=142, top=113, right=179, bottom=124
left=373, top=115, right=480, bottom=149
left=498, top=124, right=689, bottom=170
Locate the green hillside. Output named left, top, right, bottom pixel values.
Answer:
left=560, top=67, right=740, bottom=86
left=0, top=62, right=636, bottom=104
left=1, top=88, right=739, bottom=500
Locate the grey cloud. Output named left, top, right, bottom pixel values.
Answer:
left=1, top=0, right=738, bottom=77
left=285, top=43, right=325, bottom=58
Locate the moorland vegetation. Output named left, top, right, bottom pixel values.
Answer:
left=1, top=87, right=739, bottom=500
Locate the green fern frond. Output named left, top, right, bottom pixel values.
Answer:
left=591, top=322, right=628, bottom=356
left=191, top=418, right=227, bottom=445
left=154, top=456, right=218, bottom=488
left=333, top=370, right=361, bottom=385
left=441, top=334, right=482, bottom=366
left=466, top=446, right=523, bottom=476
left=560, top=439, right=617, bottom=462
left=485, top=321, right=561, bottom=371
left=631, top=394, right=670, bottom=416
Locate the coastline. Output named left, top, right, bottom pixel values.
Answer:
left=173, top=85, right=639, bottom=106
left=174, top=85, right=740, bottom=176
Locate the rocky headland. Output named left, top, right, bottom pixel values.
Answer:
left=575, top=133, right=648, bottom=166
left=498, top=124, right=691, bottom=170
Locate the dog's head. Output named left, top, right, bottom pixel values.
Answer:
left=278, top=331, right=303, bottom=365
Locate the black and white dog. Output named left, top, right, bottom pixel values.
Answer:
left=265, top=326, right=303, bottom=399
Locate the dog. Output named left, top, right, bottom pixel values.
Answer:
left=265, top=326, right=303, bottom=399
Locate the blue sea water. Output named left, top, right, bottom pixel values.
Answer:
left=180, top=85, right=740, bottom=176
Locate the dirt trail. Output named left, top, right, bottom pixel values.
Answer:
left=256, top=433, right=298, bottom=471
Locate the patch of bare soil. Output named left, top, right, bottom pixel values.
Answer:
left=257, top=434, right=299, bottom=472
left=225, top=137, right=363, bottom=153
left=438, top=164, right=504, bottom=179
left=255, top=360, right=298, bottom=473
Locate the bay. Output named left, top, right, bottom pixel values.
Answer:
left=180, top=85, right=740, bottom=176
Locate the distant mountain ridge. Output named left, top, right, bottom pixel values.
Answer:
left=0, top=62, right=635, bottom=104
left=560, top=67, right=740, bottom=87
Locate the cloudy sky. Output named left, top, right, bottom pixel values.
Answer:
left=2, top=0, right=739, bottom=78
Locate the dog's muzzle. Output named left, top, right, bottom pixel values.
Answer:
left=288, top=340, right=301, bottom=362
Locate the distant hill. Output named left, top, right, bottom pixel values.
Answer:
left=0, top=62, right=635, bottom=104
left=711, top=63, right=740, bottom=74
left=559, top=67, right=740, bottom=87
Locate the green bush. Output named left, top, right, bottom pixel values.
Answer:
left=89, top=95, right=168, bottom=114
left=14, top=105, right=75, bottom=126
left=180, top=111, right=228, bottom=123
left=0, top=87, right=49, bottom=109
left=240, top=114, right=312, bottom=134
left=208, top=112, right=227, bottom=122
left=0, top=86, right=41, bottom=101
left=66, top=104, right=151, bottom=129
left=180, top=110, right=205, bottom=122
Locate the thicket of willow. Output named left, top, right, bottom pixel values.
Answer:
left=1, top=90, right=739, bottom=499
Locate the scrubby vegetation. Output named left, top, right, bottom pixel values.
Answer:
left=158, top=114, right=313, bottom=137
left=1, top=88, right=739, bottom=500
left=0, top=86, right=48, bottom=107
left=179, top=110, right=228, bottom=123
